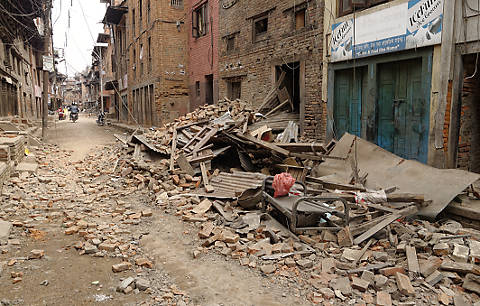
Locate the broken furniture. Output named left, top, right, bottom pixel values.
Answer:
left=261, top=176, right=350, bottom=234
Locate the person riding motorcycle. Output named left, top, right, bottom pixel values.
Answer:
left=70, top=103, right=79, bottom=121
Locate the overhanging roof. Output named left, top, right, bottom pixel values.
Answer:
left=102, top=6, right=128, bottom=25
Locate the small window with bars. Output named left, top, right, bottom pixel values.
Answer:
left=171, top=0, right=183, bottom=9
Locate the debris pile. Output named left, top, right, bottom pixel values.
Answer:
left=110, top=98, right=480, bottom=304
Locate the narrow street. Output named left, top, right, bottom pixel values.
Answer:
left=0, top=115, right=308, bottom=305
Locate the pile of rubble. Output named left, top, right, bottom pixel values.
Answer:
left=0, top=142, right=191, bottom=304
left=110, top=96, right=480, bottom=305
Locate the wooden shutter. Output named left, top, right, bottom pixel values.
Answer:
left=204, top=4, right=209, bottom=35
left=192, top=10, right=198, bottom=37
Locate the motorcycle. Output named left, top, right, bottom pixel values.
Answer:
left=70, top=112, right=78, bottom=123
left=96, top=112, right=105, bottom=126
left=58, top=111, right=65, bottom=120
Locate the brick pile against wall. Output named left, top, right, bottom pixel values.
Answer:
left=218, top=0, right=325, bottom=140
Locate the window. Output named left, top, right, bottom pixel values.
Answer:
left=192, top=2, right=208, bottom=38
left=253, top=15, right=268, bottom=41
left=132, top=9, right=135, bottom=38
left=338, top=0, right=388, bottom=17
left=133, top=48, right=136, bottom=78
left=295, top=9, right=306, bottom=30
left=148, top=37, right=152, bottom=72
left=195, top=81, right=200, bottom=96
left=226, top=36, right=235, bottom=52
left=140, top=43, right=144, bottom=75
left=139, top=0, right=143, bottom=31
left=147, top=0, right=151, bottom=24
left=228, top=81, right=241, bottom=100
left=171, top=0, right=183, bottom=8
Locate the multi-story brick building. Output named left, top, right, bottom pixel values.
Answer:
left=101, top=0, right=189, bottom=126
left=0, top=0, right=45, bottom=119
left=103, top=0, right=129, bottom=121
left=218, top=0, right=324, bottom=139
left=127, top=0, right=189, bottom=126
left=186, top=0, right=219, bottom=110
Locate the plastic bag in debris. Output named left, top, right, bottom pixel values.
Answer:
left=272, top=172, right=296, bottom=198
left=355, top=190, right=387, bottom=204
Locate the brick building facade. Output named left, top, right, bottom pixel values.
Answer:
left=0, top=0, right=44, bottom=120
left=218, top=0, right=324, bottom=139
left=126, top=0, right=189, bottom=126
left=186, top=0, right=219, bottom=110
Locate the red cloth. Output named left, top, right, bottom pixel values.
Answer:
left=272, top=172, right=296, bottom=198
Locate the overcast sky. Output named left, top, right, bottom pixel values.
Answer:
left=52, top=0, right=107, bottom=77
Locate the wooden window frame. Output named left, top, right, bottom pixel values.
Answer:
left=338, top=0, right=389, bottom=17
left=226, top=35, right=235, bottom=53
left=192, top=2, right=208, bottom=38
left=253, top=14, right=268, bottom=42
left=294, top=8, right=306, bottom=30
left=132, top=8, right=136, bottom=38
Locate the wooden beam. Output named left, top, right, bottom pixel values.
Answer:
left=169, top=128, right=177, bottom=171
left=265, top=99, right=289, bottom=117
left=236, top=132, right=290, bottom=157
left=353, top=214, right=400, bottom=245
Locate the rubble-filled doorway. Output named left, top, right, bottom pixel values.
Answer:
left=457, top=54, right=480, bottom=173
left=276, top=62, right=300, bottom=112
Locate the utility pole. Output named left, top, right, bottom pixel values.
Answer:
left=99, top=47, right=104, bottom=115
left=42, top=0, right=51, bottom=139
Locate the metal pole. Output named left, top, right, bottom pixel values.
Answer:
left=42, top=0, right=51, bottom=140
left=99, top=47, right=104, bottom=115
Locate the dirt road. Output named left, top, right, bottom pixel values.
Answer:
left=0, top=116, right=309, bottom=305
left=46, top=115, right=119, bottom=161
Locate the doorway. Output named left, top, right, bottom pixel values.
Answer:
left=377, top=58, right=427, bottom=163
left=276, top=62, right=300, bottom=112
left=333, top=67, right=367, bottom=138
left=205, top=74, right=213, bottom=105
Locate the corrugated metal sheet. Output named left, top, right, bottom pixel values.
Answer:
left=193, top=171, right=266, bottom=198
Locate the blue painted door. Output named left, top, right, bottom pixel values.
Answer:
left=334, top=68, right=364, bottom=139
left=377, top=58, right=427, bottom=162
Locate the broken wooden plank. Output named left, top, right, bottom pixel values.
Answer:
left=176, top=153, right=195, bottom=176
left=180, top=129, right=193, bottom=140
left=187, top=154, right=214, bottom=164
left=200, top=161, right=213, bottom=193
left=176, top=120, right=209, bottom=131
left=265, top=99, right=289, bottom=117
left=250, top=125, right=271, bottom=139
left=306, top=176, right=366, bottom=192
left=352, top=238, right=376, bottom=265
left=114, top=133, right=128, bottom=145
left=191, top=127, right=218, bottom=154
left=354, top=214, right=400, bottom=245
left=276, top=142, right=327, bottom=153
left=182, top=126, right=207, bottom=153
left=236, top=132, right=290, bottom=157
left=169, top=129, right=178, bottom=171
left=256, top=71, right=286, bottom=113
left=277, top=87, right=293, bottom=111
left=406, top=245, right=420, bottom=274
